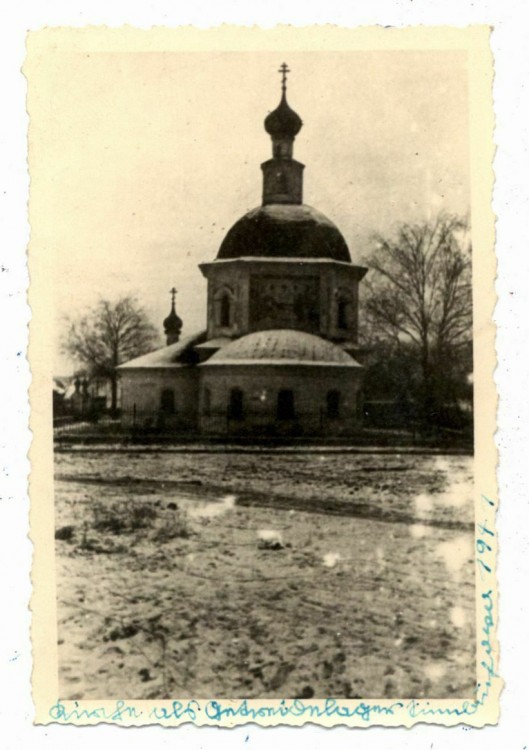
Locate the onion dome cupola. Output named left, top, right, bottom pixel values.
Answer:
left=261, top=63, right=305, bottom=206
left=264, top=63, right=303, bottom=153
left=163, top=287, right=183, bottom=345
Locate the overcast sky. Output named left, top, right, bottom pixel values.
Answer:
left=28, top=49, right=470, bottom=373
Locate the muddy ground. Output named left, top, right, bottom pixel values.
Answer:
left=54, top=449, right=475, bottom=701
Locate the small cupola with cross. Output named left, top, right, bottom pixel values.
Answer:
left=163, top=287, right=183, bottom=345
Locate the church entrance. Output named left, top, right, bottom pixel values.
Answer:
left=228, top=388, right=244, bottom=421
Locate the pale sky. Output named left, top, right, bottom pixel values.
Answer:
left=28, top=49, right=470, bottom=373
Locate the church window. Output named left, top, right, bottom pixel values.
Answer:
left=203, top=387, right=211, bottom=416
left=277, top=389, right=295, bottom=420
left=160, top=388, right=175, bottom=415
left=276, top=172, right=288, bottom=192
left=220, top=294, right=231, bottom=327
left=326, top=390, right=341, bottom=419
left=228, top=388, right=244, bottom=420
left=337, top=300, right=348, bottom=330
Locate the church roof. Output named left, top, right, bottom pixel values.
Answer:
left=216, top=204, right=352, bottom=263
left=201, top=329, right=361, bottom=367
left=117, top=330, right=207, bottom=369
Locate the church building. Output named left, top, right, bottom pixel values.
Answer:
left=119, top=65, right=368, bottom=437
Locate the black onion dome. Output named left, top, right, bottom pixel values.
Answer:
left=163, top=307, right=182, bottom=334
left=264, top=94, right=303, bottom=138
left=217, top=204, right=352, bottom=262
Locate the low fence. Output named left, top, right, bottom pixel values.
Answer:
left=55, top=407, right=363, bottom=440
left=53, top=406, right=472, bottom=449
left=124, top=406, right=364, bottom=435
left=53, top=415, right=124, bottom=436
left=54, top=410, right=198, bottom=439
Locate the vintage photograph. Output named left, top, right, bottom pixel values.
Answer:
left=27, top=27, right=497, bottom=725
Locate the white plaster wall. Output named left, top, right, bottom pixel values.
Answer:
left=199, top=364, right=363, bottom=435
left=120, top=367, right=199, bottom=427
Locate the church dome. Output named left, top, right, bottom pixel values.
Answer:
left=216, top=204, right=352, bottom=262
left=264, top=94, right=303, bottom=138
left=202, top=329, right=360, bottom=367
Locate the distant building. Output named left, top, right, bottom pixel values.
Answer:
left=53, top=374, right=114, bottom=420
left=119, top=65, right=367, bottom=436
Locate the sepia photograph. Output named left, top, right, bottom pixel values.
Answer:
left=26, top=26, right=497, bottom=726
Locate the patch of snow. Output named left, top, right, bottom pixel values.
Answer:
left=424, top=663, right=446, bottom=681
left=435, top=479, right=472, bottom=508
left=433, top=457, right=451, bottom=473
left=450, top=606, right=466, bottom=628
left=414, top=494, right=433, bottom=516
left=409, top=523, right=432, bottom=539
left=189, top=494, right=236, bottom=519
left=257, top=529, right=284, bottom=550
left=322, top=552, right=341, bottom=568
left=435, top=536, right=473, bottom=579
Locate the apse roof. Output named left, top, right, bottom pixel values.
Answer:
left=117, top=331, right=207, bottom=369
left=201, top=329, right=361, bottom=367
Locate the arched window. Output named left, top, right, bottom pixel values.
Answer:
left=275, top=171, right=288, bottom=192
left=337, top=299, right=348, bottom=330
left=277, top=390, right=295, bottom=420
left=160, top=388, right=175, bottom=415
left=220, top=294, right=231, bottom=327
left=228, top=388, right=244, bottom=420
left=326, top=390, right=341, bottom=419
left=203, top=387, right=211, bottom=417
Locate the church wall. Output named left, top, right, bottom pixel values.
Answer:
left=199, top=364, right=363, bottom=436
left=120, top=368, right=199, bottom=430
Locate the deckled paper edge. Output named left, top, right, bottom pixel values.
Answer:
left=25, top=23, right=499, bottom=728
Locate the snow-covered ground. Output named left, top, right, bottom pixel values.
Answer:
left=54, top=450, right=475, bottom=700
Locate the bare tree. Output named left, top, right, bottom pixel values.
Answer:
left=62, top=296, right=159, bottom=414
left=362, top=214, right=472, bottom=423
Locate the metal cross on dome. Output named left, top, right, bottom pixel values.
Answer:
left=170, top=287, right=177, bottom=306
left=278, top=62, right=290, bottom=93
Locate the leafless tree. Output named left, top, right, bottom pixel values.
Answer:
left=362, top=214, right=472, bottom=421
left=62, top=296, right=159, bottom=413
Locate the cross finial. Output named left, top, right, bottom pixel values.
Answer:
left=170, top=287, right=177, bottom=307
left=278, top=62, right=290, bottom=94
